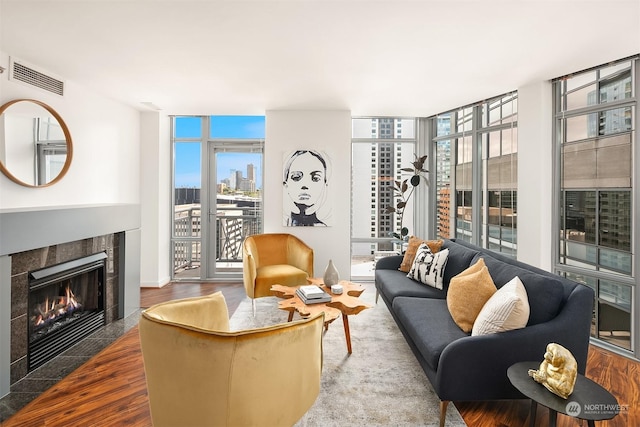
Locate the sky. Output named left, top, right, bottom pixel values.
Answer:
left=174, top=116, right=265, bottom=188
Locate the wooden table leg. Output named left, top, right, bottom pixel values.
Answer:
left=287, top=310, right=294, bottom=322
left=342, top=314, right=352, bottom=354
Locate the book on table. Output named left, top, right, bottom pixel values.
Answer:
left=296, top=288, right=332, bottom=305
left=299, top=285, right=328, bottom=299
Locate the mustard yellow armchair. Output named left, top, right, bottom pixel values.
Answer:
left=139, top=292, right=324, bottom=427
left=243, top=233, right=314, bottom=315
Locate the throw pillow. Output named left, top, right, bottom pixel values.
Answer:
left=406, top=243, right=434, bottom=283
left=398, top=236, right=443, bottom=273
left=407, top=245, right=449, bottom=290
left=447, top=260, right=497, bottom=333
left=456, top=256, right=486, bottom=277
left=423, top=248, right=449, bottom=290
left=472, top=276, right=530, bottom=336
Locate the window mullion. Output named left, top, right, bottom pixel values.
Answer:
left=471, top=104, right=483, bottom=248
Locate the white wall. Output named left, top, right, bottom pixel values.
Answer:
left=0, top=52, right=144, bottom=397
left=0, top=52, right=140, bottom=209
left=516, top=80, right=554, bottom=270
left=139, top=112, right=171, bottom=287
left=265, top=110, right=352, bottom=279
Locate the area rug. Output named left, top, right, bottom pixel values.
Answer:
left=229, top=283, right=467, bottom=426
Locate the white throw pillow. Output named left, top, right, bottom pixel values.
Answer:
left=472, top=276, right=530, bottom=336
left=407, top=244, right=449, bottom=290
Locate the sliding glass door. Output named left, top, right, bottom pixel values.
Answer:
left=171, top=116, right=264, bottom=281
left=207, top=142, right=263, bottom=277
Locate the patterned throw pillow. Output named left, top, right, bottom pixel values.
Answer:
left=407, top=243, right=433, bottom=281
left=398, top=236, right=444, bottom=273
left=407, top=244, right=449, bottom=290
left=472, top=276, right=530, bottom=336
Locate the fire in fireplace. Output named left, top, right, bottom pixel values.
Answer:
left=31, top=282, right=85, bottom=339
left=28, top=252, right=107, bottom=371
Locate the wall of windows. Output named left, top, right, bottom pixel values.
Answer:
left=430, top=92, right=518, bottom=256
left=554, top=56, right=637, bottom=353
left=351, top=118, right=416, bottom=279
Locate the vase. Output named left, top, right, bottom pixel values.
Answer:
left=323, top=259, right=340, bottom=286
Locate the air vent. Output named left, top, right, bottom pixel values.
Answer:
left=9, top=58, right=64, bottom=96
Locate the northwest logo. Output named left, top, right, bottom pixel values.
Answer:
left=566, top=401, right=581, bottom=416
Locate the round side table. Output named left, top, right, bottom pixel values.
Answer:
left=507, top=361, right=619, bottom=427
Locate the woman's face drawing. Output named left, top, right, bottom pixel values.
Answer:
left=285, top=152, right=326, bottom=211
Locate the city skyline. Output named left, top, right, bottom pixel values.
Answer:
left=174, top=116, right=265, bottom=189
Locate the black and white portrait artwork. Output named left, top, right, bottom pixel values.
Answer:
left=282, top=149, right=332, bottom=227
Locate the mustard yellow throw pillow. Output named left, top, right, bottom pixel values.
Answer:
left=446, top=258, right=497, bottom=333
left=398, top=236, right=443, bottom=273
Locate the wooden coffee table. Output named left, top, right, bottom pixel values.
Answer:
left=270, top=278, right=371, bottom=354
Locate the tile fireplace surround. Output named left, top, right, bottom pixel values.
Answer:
left=10, top=234, right=121, bottom=384
left=0, top=204, right=141, bottom=408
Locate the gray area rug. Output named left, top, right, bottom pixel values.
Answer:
left=229, top=283, right=467, bottom=427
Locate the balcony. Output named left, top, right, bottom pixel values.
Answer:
left=173, top=204, right=261, bottom=279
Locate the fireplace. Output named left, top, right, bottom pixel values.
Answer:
left=0, top=204, right=140, bottom=401
left=27, top=252, right=107, bottom=371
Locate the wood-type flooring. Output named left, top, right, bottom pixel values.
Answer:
left=2, top=281, right=638, bottom=427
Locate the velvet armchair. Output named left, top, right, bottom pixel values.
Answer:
left=139, top=291, right=324, bottom=427
left=242, top=233, right=314, bottom=315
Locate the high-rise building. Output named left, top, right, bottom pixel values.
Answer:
left=229, top=169, right=237, bottom=190
left=234, top=170, right=243, bottom=190
left=352, top=118, right=414, bottom=253
left=247, top=163, right=256, bottom=182
left=435, top=116, right=452, bottom=240
left=238, top=178, right=256, bottom=192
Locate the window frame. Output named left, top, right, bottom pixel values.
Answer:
left=552, top=55, right=638, bottom=356
left=350, top=117, right=418, bottom=280
left=428, top=91, right=518, bottom=256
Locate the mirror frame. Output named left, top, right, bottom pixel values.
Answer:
left=0, top=99, right=73, bottom=188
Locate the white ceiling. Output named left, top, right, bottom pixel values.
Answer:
left=1, top=0, right=639, bottom=116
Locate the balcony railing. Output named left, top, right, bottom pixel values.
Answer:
left=173, top=205, right=261, bottom=276
left=174, top=206, right=201, bottom=272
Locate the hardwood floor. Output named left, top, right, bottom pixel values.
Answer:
left=2, top=281, right=638, bottom=427
left=138, top=281, right=245, bottom=311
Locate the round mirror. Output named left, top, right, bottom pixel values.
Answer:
left=0, top=99, right=73, bottom=187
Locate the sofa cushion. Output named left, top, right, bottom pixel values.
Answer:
left=399, top=237, right=443, bottom=272
left=392, top=297, right=468, bottom=370
left=407, top=245, right=449, bottom=290
left=472, top=276, right=530, bottom=336
left=475, top=255, right=564, bottom=325
left=375, top=269, right=446, bottom=301
left=446, top=259, right=497, bottom=333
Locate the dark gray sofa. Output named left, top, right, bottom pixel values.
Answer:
left=375, top=239, right=595, bottom=425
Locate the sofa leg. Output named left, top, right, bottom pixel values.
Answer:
left=439, top=400, right=449, bottom=427
left=375, top=290, right=379, bottom=304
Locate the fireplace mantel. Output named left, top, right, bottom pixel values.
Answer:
left=0, top=204, right=140, bottom=256
left=0, top=203, right=141, bottom=398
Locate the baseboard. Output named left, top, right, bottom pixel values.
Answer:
left=140, top=277, right=171, bottom=288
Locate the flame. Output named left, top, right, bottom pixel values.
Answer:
left=31, top=283, right=83, bottom=330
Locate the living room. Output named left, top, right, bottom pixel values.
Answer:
left=1, top=0, right=639, bottom=425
